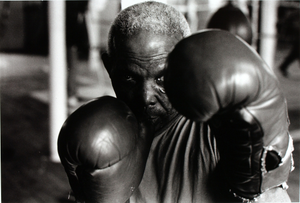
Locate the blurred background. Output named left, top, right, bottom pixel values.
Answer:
left=1, top=0, right=299, bottom=202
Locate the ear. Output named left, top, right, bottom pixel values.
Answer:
left=101, top=52, right=113, bottom=77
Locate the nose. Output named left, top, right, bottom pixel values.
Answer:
left=141, top=81, right=157, bottom=107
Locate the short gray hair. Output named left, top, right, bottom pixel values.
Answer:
left=107, top=1, right=191, bottom=57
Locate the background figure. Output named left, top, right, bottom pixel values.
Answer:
left=86, top=0, right=107, bottom=72
left=279, top=10, right=300, bottom=77
left=207, top=1, right=252, bottom=45
left=66, top=1, right=89, bottom=107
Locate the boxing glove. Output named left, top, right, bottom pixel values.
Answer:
left=165, top=30, right=294, bottom=201
left=207, top=2, right=252, bottom=44
left=58, top=96, right=151, bottom=203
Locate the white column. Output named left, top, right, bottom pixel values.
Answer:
left=187, top=0, right=198, bottom=33
left=251, top=0, right=259, bottom=50
left=259, top=1, right=278, bottom=69
left=48, top=1, right=67, bottom=162
left=208, top=0, right=224, bottom=14
left=86, top=0, right=107, bottom=72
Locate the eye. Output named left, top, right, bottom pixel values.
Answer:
left=156, top=76, right=164, bottom=86
left=125, top=75, right=133, bottom=81
left=123, top=75, right=136, bottom=85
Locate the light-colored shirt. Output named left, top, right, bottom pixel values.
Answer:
left=130, top=115, right=220, bottom=203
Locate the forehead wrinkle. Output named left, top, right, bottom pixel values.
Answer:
left=126, top=57, right=166, bottom=77
left=121, top=51, right=169, bottom=62
left=129, top=63, right=148, bottom=76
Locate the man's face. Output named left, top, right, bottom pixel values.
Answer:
left=107, top=31, right=182, bottom=130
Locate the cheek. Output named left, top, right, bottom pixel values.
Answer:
left=112, top=81, right=133, bottom=102
left=157, top=90, right=174, bottom=112
left=111, top=79, right=138, bottom=107
left=111, top=78, right=127, bottom=97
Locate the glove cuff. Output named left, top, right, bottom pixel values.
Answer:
left=229, top=134, right=294, bottom=202
left=261, top=134, right=294, bottom=192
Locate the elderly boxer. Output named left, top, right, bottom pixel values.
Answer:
left=58, top=2, right=293, bottom=202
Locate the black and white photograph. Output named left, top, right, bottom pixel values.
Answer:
left=1, top=0, right=299, bottom=202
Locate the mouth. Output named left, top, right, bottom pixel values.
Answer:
left=148, top=116, right=159, bottom=122
left=141, top=108, right=161, bottom=123
left=145, top=107, right=161, bottom=117
left=144, top=116, right=160, bottom=127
